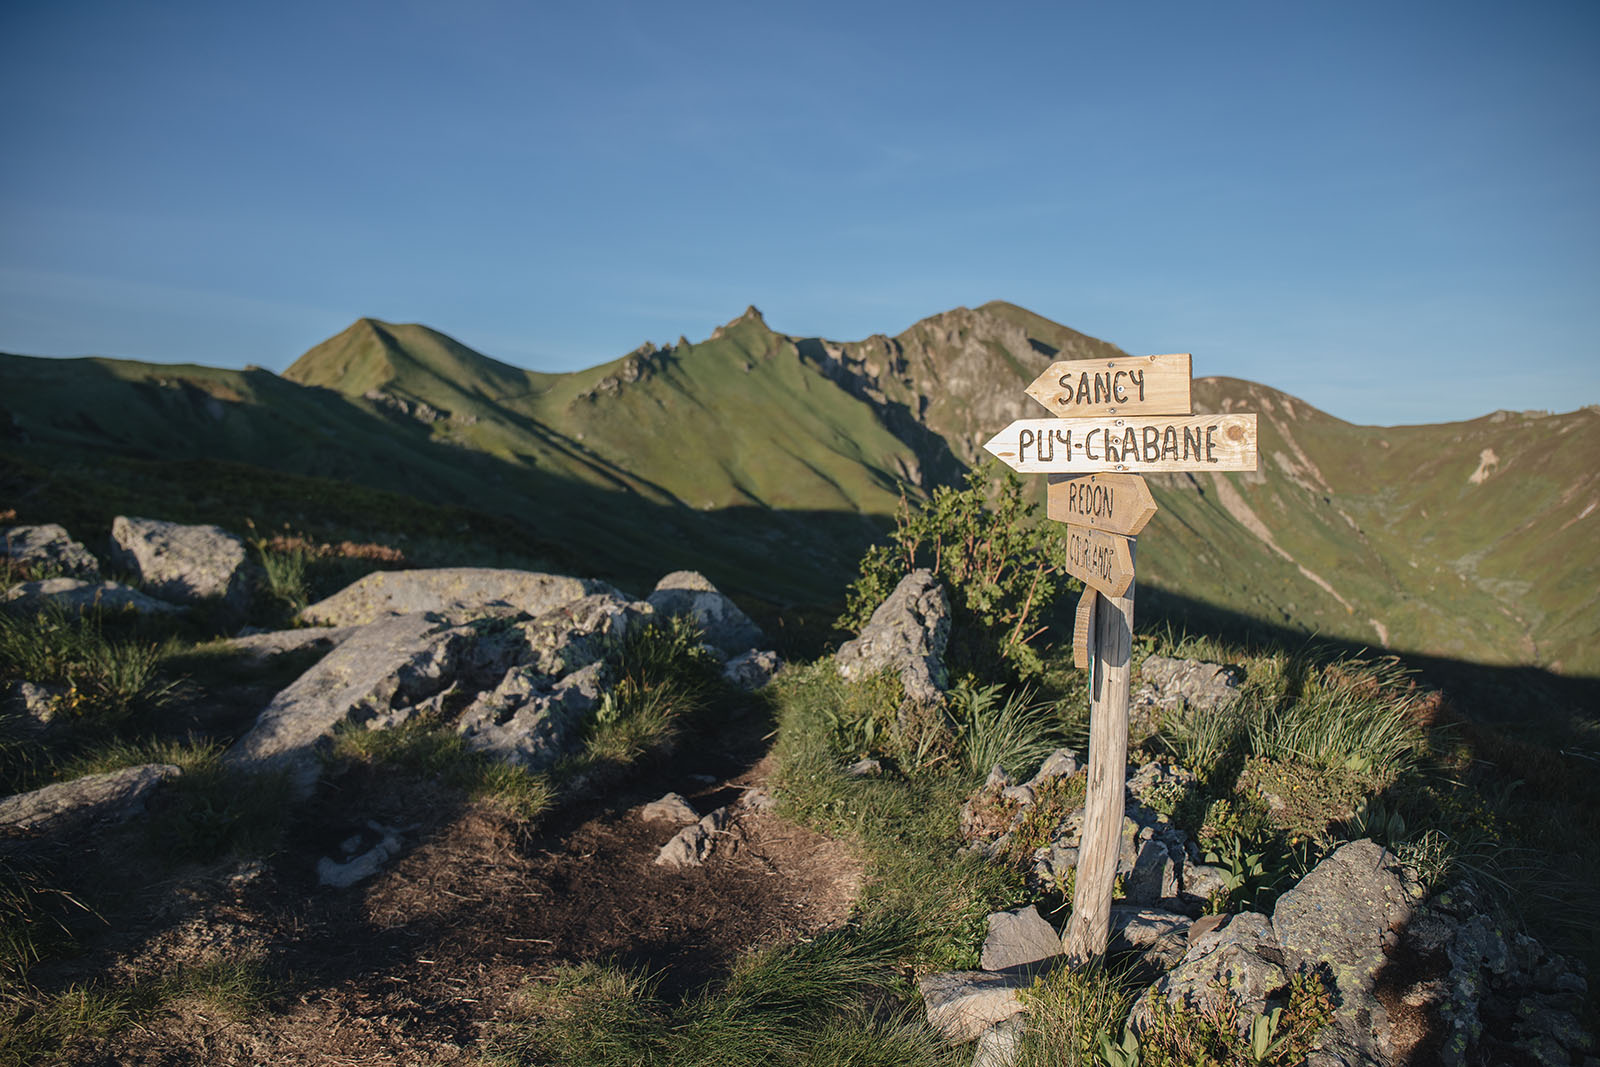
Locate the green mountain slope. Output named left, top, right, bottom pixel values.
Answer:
left=3, top=303, right=1594, bottom=674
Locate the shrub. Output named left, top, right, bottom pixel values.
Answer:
left=839, top=463, right=1076, bottom=680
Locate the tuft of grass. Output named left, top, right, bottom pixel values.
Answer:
left=948, top=680, right=1066, bottom=782
left=328, top=719, right=553, bottom=823
left=255, top=543, right=310, bottom=613
left=486, top=922, right=953, bottom=1067
left=0, top=604, right=178, bottom=730
left=1013, top=961, right=1140, bottom=1067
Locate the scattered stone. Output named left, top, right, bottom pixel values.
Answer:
left=456, top=661, right=606, bottom=770
left=1181, top=862, right=1229, bottom=907
left=1, top=524, right=99, bottom=577
left=1033, top=748, right=1080, bottom=781
left=919, top=969, right=1031, bottom=1044
left=300, top=567, right=620, bottom=627
left=1, top=681, right=69, bottom=729
left=4, top=577, right=182, bottom=616
left=0, top=764, right=180, bottom=835
left=845, top=757, right=882, bottom=778
left=110, top=516, right=255, bottom=612
left=1130, top=911, right=1288, bottom=1030
left=654, top=807, right=730, bottom=868
left=737, top=786, right=777, bottom=813
left=224, top=613, right=474, bottom=795
left=317, top=822, right=404, bottom=888
left=834, top=569, right=950, bottom=705
left=1110, top=906, right=1195, bottom=970
left=639, top=792, right=699, bottom=826
left=971, top=1015, right=1026, bottom=1067
left=980, top=905, right=1062, bottom=975
left=722, top=648, right=781, bottom=690
left=647, top=571, right=764, bottom=655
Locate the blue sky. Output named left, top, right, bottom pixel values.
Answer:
left=2, top=0, right=1596, bottom=426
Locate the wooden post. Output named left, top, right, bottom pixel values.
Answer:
left=1063, top=542, right=1135, bottom=963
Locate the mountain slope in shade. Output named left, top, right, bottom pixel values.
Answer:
left=3, top=303, right=1595, bottom=674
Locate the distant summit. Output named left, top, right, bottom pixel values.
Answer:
left=284, top=318, right=534, bottom=401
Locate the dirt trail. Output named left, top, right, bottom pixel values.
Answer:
left=39, top=737, right=861, bottom=1066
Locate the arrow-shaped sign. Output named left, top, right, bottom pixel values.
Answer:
left=1063, top=525, right=1135, bottom=598
left=984, top=414, right=1257, bottom=473
left=1048, top=473, right=1158, bottom=537
left=1026, top=354, right=1192, bottom=418
left=1072, top=586, right=1098, bottom=670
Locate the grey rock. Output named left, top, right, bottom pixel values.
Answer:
left=0, top=764, right=180, bottom=834
left=1130, top=911, right=1288, bottom=1031
left=1, top=524, right=99, bottom=577
left=110, top=516, right=255, bottom=611
left=654, top=806, right=730, bottom=868
left=722, top=648, right=780, bottom=690
left=2, top=681, right=68, bottom=728
left=4, top=577, right=182, bottom=616
left=980, top=905, right=1062, bottom=975
left=919, top=969, right=1031, bottom=1043
left=224, top=613, right=473, bottom=795
left=1110, top=906, right=1195, bottom=969
left=456, top=661, right=606, bottom=770
left=971, top=1016, right=1026, bottom=1067
left=834, top=569, right=950, bottom=704
left=317, top=822, right=403, bottom=887
left=1181, top=862, right=1230, bottom=905
left=1030, top=747, right=1080, bottom=783
left=1126, top=838, right=1179, bottom=904
left=1273, top=840, right=1411, bottom=1066
left=845, top=757, right=882, bottom=777
left=300, top=567, right=621, bottom=627
left=647, top=571, right=764, bottom=655
left=738, top=786, right=776, bottom=813
left=216, top=626, right=359, bottom=666
left=1134, top=655, right=1243, bottom=713
left=639, top=792, right=700, bottom=826
left=503, top=592, right=653, bottom=676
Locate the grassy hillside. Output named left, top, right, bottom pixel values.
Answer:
left=3, top=303, right=1595, bottom=675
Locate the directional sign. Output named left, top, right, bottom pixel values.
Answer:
left=1072, top=586, right=1098, bottom=670
left=1063, top=525, right=1135, bottom=598
left=1048, top=473, right=1158, bottom=537
left=984, top=413, right=1257, bottom=474
left=1026, top=354, right=1192, bottom=418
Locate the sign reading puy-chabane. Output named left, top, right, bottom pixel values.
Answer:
left=983, top=353, right=1258, bottom=966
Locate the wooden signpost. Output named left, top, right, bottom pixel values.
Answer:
left=985, top=353, right=1257, bottom=963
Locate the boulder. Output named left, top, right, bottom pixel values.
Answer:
left=3, top=577, right=182, bottom=616
left=654, top=806, right=730, bottom=868
left=1, top=524, right=99, bottom=577
left=980, top=905, right=1062, bottom=975
left=0, top=764, right=180, bottom=834
left=1109, top=905, right=1194, bottom=969
left=300, top=568, right=620, bottom=627
left=919, top=969, right=1031, bottom=1044
left=647, top=571, right=764, bottom=655
left=110, top=516, right=255, bottom=612
left=834, top=569, right=950, bottom=704
left=1273, top=839, right=1413, bottom=1066
left=224, top=613, right=475, bottom=795
left=1134, top=655, right=1244, bottom=713
left=722, top=648, right=781, bottom=690
left=638, top=792, right=699, bottom=826
left=505, top=592, right=652, bottom=676
left=455, top=661, right=606, bottom=770
left=1130, top=911, right=1289, bottom=1030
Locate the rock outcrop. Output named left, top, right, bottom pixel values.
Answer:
left=0, top=764, right=181, bottom=834
left=110, top=516, right=255, bottom=612
left=300, top=568, right=620, bottom=627
left=3, top=577, right=182, bottom=616
left=1, top=524, right=100, bottom=578
left=647, top=571, right=764, bottom=656
left=834, top=569, right=950, bottom=704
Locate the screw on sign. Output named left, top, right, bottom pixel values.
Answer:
left=984, top=354, right=1258, bottom=964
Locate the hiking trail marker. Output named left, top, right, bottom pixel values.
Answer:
left=983, top=353, right=1258, bottom=964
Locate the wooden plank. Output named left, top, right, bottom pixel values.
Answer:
left=1026, top=353, right=1191, bottom=418
left=983, top=414, right=1257, bottom=473
left=1063, top=525, right=1135, bottom=598
left=1048, top=473, right=1158, bottom=536
left=1062, top=547, right=1135, bottom=964
left=1072, top=586, right=1097, bottom=670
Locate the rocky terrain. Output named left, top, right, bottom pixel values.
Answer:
left=2, top=516, right=1593, bottom=1065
